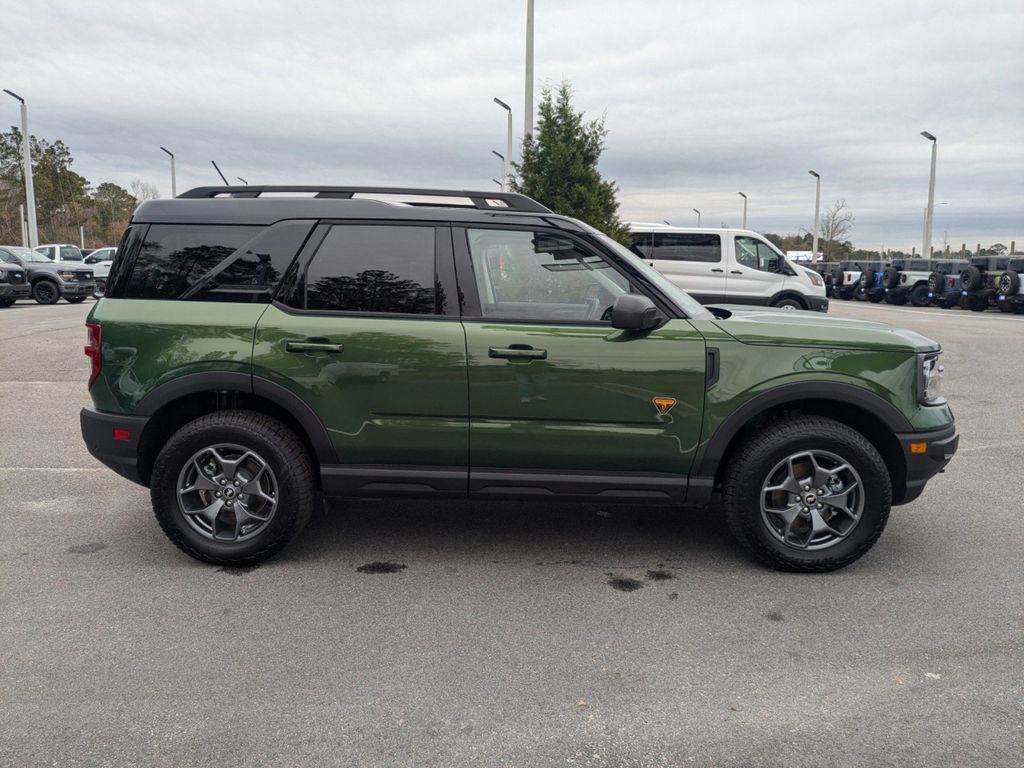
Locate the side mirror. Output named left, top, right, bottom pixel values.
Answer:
left=611, top=293, right=660, bottom=331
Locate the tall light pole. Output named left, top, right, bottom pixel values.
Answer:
left=4, top=89, right=38, bottom=248
left=693, top=208, right=701, bottom=227
left=491, top=150, right=505, bottom=191
left=738, top=192, right=747, bottom=229
left=808, top=170, right=821, bottom=258
left=160, top=146, right=176, bottom=197
left=492, top=179, right=503, bottom=189
left=494, top=97, right=513, bottom=189
left=236, top=177, right=248, bottom=185
left=921, top=131, right=938, bottom=259
left=524, top=0, right=534, bottom=139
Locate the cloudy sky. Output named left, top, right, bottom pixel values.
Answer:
left=3, top=0, right=1022, bottom=250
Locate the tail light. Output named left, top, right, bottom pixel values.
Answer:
left=85, top=322, right=101, bottom=387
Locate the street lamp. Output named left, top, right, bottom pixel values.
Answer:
left=4, top=89, right=39, bottom=247
left=738, top=192, right=747, bottom=229
left=491, top=150, right=505, bottom=191
left=494, top=97, right=513, bottom=190
left=159, top=147, right=177, bottom=197
left=524, top=0, right=534, bottom=139
left=693, top=208, right=701, bottom=227
left=808, top=170, right=821, bottom=258
left=236, top=177, right=248, bottom=185
left=492, top=179, right=503, bottom=189
left=921, top=131, right=938, bottom=259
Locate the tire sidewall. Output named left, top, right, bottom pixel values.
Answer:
left=151, top=417, right=311, bottom=564
left=33, top=280, right=59, bottom=304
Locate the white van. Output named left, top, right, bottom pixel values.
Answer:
left=628, top=224, right=828, bottom=311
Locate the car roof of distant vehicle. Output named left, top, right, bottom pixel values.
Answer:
left=627, top=222, right=772, bottom=237
left=1, top=245, right=55, bottom=259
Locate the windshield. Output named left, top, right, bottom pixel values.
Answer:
left=595, top=233, right=713, bottom=320
left=57, top=246, right=84, bottom=261
left=5, top=247, right=52, bottom=263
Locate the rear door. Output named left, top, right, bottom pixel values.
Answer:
left=455, top=225, right=706, bottom=500
left=729, top=235, right=787, bottom=304
left=253, top=222, right=468, bottom=495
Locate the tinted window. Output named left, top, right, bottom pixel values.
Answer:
left=59, top=246, right=84, bottom=261
left=0, top=250, right=14, bottom=263
left=735, top=236, right=782, bottom=273
left=121, top=225, right=261, bottom=300
left=466, top=228, right=629, bottom=322
left=36, top=247, right=55, bottom=259
left=650, top=233, right=721, bottom=263
left=303, top=225, right=436, bottom=314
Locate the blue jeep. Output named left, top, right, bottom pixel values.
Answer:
left=854, top=261, right=887, bottom=302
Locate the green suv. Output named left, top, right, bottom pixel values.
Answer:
left=80, top=186, right=958, bottom=571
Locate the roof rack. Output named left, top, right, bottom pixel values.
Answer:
left=177, top=186, right=552, bottom=213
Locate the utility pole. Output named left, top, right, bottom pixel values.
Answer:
left=524, top=0, right=534, bottom=139
left=921, top=131, right=938, bottom=263
left=738, top=192, right=747, bottom=229
left=808, top=170, right=821, bottom=258
left=160, top=147, right=176, bottom=197
left=693, top=208, right=701, bottom=227
left=4, top=90, right=39, bottom=247
left=494, top=98, right=514, bottom=189
left=19, top=204, right=26, bottom=247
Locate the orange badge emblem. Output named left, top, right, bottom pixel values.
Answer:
left=652, top=397, right=677, bottom=415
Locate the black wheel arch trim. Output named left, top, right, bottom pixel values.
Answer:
left=696, top=381, right=914, bottom=479
left=134, top=371, right=338, bottom=464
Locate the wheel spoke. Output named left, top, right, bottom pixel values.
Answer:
left=809, top=508, right=843, bottom=539
left=179, top=459, right=221, bottom=495
left=187, top=499, right=223, bottom=525
left=765, top=459, right=802, bottom=494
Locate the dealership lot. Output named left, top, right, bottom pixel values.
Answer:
left=1, top=300, right=1021, bottom=767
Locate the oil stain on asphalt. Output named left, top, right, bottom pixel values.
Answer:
left=607, top=576, right=644, bottom=592
left=357, top=561, right=407, bottom=574
left=67, top=542, right=107, bottom=554
left=217, top=564, right=260, bottom=575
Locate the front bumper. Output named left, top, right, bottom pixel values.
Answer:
left=0, top=283, right=31, bottom=299
left=61, top=282, right=96, bottom=298
left=894, top=422, right=959, bottom=505
left=80, top=407, right=150, bottom=486
left=805, top=296, right=829, bottom=312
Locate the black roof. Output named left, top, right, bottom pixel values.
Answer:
left=133, top=186, right=580, bottom=229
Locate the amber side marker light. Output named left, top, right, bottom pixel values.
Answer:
left=909, top=442, right=928, bottom=454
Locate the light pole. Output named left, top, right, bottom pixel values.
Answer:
left=808, top=170, right=821, bottom=258
left=494, top=97, right=513, bottom=189
left=738, top=192, right=747, bottom=229
left=524, top=0, right=534, bottom=139
left=236, top=177, right=248, bottom=185
left=160, top=146, right=176, bottom=197
left=4, top=89, right=39, bottom=248
left=693, top=208, right=701, bottom=227
left=921, top=131, right=937, bottom=259
left=492, top=179, right=503, bottom=189
left=491, top=150, right=505, bottom=191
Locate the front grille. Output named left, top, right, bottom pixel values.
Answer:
left=8, top=270, right=25, bottom=284
left=74, top=271, right=93, bottom=281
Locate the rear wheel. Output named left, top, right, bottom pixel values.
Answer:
left=772, top=297, right=805, bottom=310
left=960, top=294, right=986, bottom=312
left=722, top=416, right=891, bottom=572
left=909, top=285, right=931, bottom=307
left=93, top=279, right=106, bottom=299
left=150, top=410, right=315, bottom=566
left=32, top=280, right=60, bottom=305
left=65, top=296, right=87, bottom=304
left=0, top=297, right=15, bottom=308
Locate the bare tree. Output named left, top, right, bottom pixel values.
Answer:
left=819, top=199, right=854, bottom=260
left=130, top=179, right=160, bottom=202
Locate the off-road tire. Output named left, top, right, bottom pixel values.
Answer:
left=909, top=284, right=931, bottom=307
left=960, top=266, right=983, bottom=292
left=32, top=280, right=60, bottom=305
left=960, top=294, right=986, bottom=312
left=722, top=416, right=892, bottom=572
left=65, top=296, right=87, bottom=304
left=150, top=410, right=315, bottom=566
left=0, top=297, right=15, bottom=308
left=881, top=267, right=900, bottom=289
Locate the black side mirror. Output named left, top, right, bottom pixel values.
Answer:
left=611, top=293, right=660, bottom=331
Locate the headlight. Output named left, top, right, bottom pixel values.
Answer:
left=918, top=352, right=945, bottom=404
left=59, top=270, right=76, bottom=280
left=808, top=271, right=822, bottom=287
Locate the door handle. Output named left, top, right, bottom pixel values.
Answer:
left=711, top=268, right=724, bottom=273
left=489, top=346, right=547, bottom=360
left=286, top=340, right=344, bottom=353
left=730, top=270, right=743, bottom=275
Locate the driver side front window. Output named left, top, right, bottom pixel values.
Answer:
left=735, top=236, right=781, bottom=273
left=466, top=229, right=629, bottom=322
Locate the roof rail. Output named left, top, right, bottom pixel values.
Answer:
left=177, top=186, right=552, bottom=213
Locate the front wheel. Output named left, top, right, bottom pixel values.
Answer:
left=909, top=285, right=932, bottom=307
left=32, top=280, right=60, bottom=305
left=721, top=416, right=892, bottom=572
left=772, top=297, right=805, bottom=310
left=150, top=411, right=316, bottom=565
left=0, top=297, right=14, bottom=308
left=93, top=279, right=106, bottom=299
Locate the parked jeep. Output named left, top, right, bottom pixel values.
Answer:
left=995, top=257, right=1024, bottom=314
left=958, top=257, right=1004, bottom=312
left=828, top=261, right=861, bottom=300
left=0, top=245, right=95, bottom=304
left=853, top=261, right=886, bottom=302
left=0, top=258, right=31, bottom=306
left=80, top=186, right=957, bottom=573
left=882, top=259, right=935, bottom=307
left=927, top=260, right=969, bottom=308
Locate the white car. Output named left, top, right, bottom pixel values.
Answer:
left=628, top=224, right=828, bottom=311
left=84, top=247, right=117, bottom=297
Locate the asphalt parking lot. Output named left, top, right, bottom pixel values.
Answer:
left=1, top=299, right=1021, bottom=767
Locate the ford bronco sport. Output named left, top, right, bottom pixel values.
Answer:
left=80, top=186, right=958, bottom=572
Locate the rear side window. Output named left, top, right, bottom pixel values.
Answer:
left=300, top=225, right=437, bottom=314
left=651, top=233, right=721, bottom=263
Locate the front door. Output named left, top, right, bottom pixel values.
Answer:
left=253, top=222, right=468, bottom=494
left=729, top=235, right=787, bottom=303
left=455, top=226, right=707, bottom=500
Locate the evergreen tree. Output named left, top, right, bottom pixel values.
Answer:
left=511, top=82, right=630, bottom=243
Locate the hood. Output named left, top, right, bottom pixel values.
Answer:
left=707, top=305, right=939, bottom=353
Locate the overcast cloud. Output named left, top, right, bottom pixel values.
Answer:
left=3, top=0, right=1022, bottom=250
